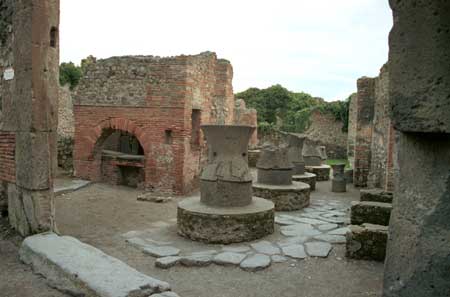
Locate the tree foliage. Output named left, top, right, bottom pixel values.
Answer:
left=236, top=85, right=350, bottom=134
left=59, top=62, right=82, bottom=90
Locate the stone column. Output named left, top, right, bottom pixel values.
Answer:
left=383, top=1, right=450, bottom=296
left=6, top=0, right=59, bottom=236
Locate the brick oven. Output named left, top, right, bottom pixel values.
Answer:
left=73, top=52, right=255, bottom=195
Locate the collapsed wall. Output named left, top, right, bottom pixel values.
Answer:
left=304, top=109, right=348, bottom=159
left=350, top=64, right=395, bottom=190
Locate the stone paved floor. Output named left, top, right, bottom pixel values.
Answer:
left=52, top=178, right=383, bottom=297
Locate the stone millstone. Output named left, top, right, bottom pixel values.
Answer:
left=292, top=172, right=316, bottom=191
left=305, top=165, right=331, bottom=181
left=252, top=182, right=310, bottom=211
left=20, top=233, right=171, bottom=297
left=177, top=196, right=274, bottom=244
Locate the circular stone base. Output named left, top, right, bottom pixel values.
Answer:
left=292, top=172, right=317, bottom=191
left=305, top=165, right=331, bottom=181
left=252, top=181, right=310, bottom=211
left=332, top=179, right=347, bottom=192
left=177, top=197, right=274, bottom=244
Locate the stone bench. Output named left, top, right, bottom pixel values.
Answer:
left=346, top=223, right=388, bottom=261
left=350, top=201, right=392, bottom=226
left=20, top=233, right=175, bottom=297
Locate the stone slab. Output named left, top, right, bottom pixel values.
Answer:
left=54, top=180, right=91, bottom=196
left=250, top=241, right=281, bottom=255
left=20, top=233, right=171, bottom=297
left=280, top=223, right=321, bottom=237
left=143, top=246, right=180, bottom=258
left=305, top=242, right=332, bottom=258
left=155, top=256, right=181, bottom=269
left=313, top=234, right=346, bottom=244
left=281, top=244, right=307, bottom=259
left=240, top=254, right=271, bottom=271
left=213, top=252, right=247, bottom=266
left=150, top=292, right=180, bottom=297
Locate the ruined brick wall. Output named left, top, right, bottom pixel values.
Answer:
left=74, top=52, right=234, bottom=194
left=347, top=93, right=358, bottom=168
left=367, top=64, right=392, bottom=189
left=305, top=110, right=348, bottom=159
left=351, top=65, right=395, bottom=190
left=353, top=77, right=376, bottom=187
left=57, top=85, right=74, bottom=171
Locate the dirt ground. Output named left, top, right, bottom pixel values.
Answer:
left=0, top=180, right=384, bottom=297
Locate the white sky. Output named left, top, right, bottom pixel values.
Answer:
left=60, top=0, right=392, bottom=101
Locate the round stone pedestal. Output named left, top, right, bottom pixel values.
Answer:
left=178, top=197, right=274, bottom=244
left=252, top=181, right=310, bottom=211
left=292, top=172, right=317, bottom=191
left=305, top=165, right=331, bottom=181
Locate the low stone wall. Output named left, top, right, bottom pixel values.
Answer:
left=0, top=181, right=7, bottom=216
left=346, top=223, right=388, bottom=261
left=57, top=136, right=74, bottom=172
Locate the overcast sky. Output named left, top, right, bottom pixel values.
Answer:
left=60, top=0, right=392, bottom=101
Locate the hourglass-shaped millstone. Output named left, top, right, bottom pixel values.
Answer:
left=331, top=163, right=347, bottom=192
left=302, top=139, right=323, bottom=166
left=286, top=133, right=306, bottom=175
left=178, top=125, right=275, bottom=244
left=200, top=125, right=255, bottom=207
left=256, top=144, right=294, bottom=185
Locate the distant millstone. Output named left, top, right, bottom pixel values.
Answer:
left=155, top=256, right=181, bottom=269
left=305, top=242, right=333, bottom=257
left=213, top=252, right=247, bottom=266
left=252, top=182, right=310, bottom=211
left=281, top=244, right=307, bottom=259
left=305, top=165, right=331, bottom=181
left=240, top=254, right=271, bottom=271
left=292, top=172, right=316, bottom=191
left=313, top=234, right=347, bottom=244
left=250, top=241, right=281, bottom=255
left=280, top=224, right=322, bottom=237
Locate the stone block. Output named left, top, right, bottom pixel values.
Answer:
left=389, top=1, right=450, bottom=133
left=346, top=223, right=388, bottom=262
left=305, top=165, right=330, bottom=181
left=20, top=233, right=171, bottom=297
left=360, top=189, right=393, bottom=204
left=350, top=201, right=392, bottom=226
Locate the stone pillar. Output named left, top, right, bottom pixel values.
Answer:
left=286, top=133, right=306, bottom=175
left=5, top=0, right=59, bottom=236
left=383, top=1, right=450, bottom=296
left=331, top=164, right=346, bottom=193
left=353, top=77, right=375, bottom=187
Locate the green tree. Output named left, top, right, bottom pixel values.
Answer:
left=59, top=62, right=82, bottom=90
